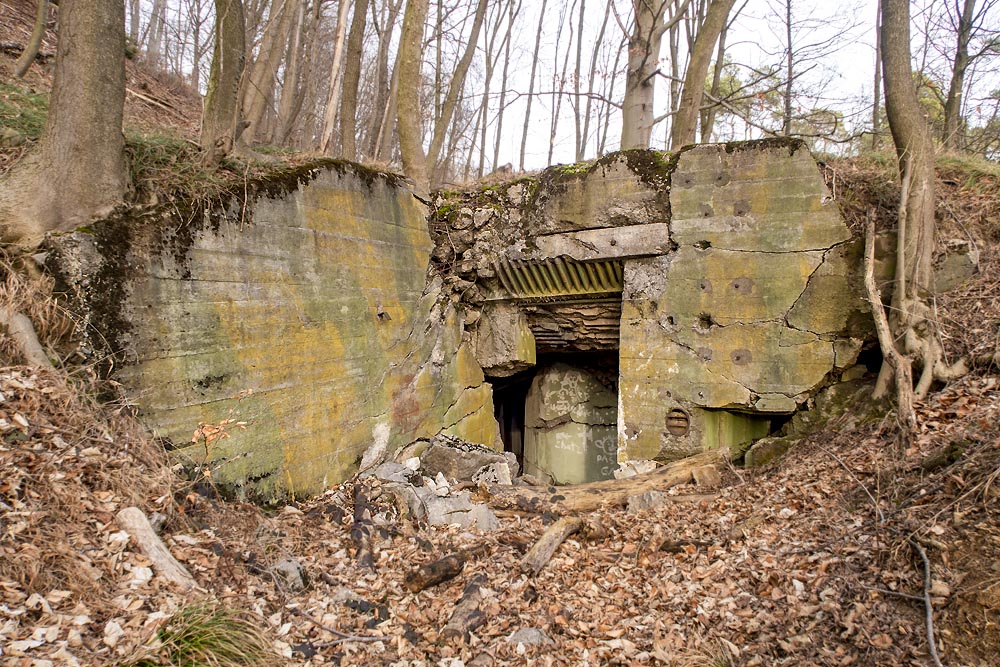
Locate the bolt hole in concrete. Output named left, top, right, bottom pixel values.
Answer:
left=488, top=354, right=618, bottom=485
left=697, top=313, right=716, bottom=330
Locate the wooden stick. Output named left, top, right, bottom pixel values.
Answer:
left=442, top=574, right=488, bottom=642
left=521, top=516, right=584, bottom=577
left=909, top=538, right=944, bottom=667
left=116, top=507, right=196, bottom=590
left=864, top=212, right=916, bottom=434
left=405, top=553, right=465, bottom=593
left=487, top=449, right=723, bottom=514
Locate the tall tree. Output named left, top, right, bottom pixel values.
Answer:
left=670, top=0, right=736, bottom=148
left=201, top=0, right=246, bottom=164
left=396, top=0, right=430, bottom=192
left=339, top=0, right=370, bottom=160
left=0, top=0, right=128, bottom=246
left=941, top=0, right=998, bottom=149
left=319, top=0, right=353, bottom=154
left=242, top=0, right=292, bottom=144
left=518, top=0, right=547, bottom=171
left=876, top=0, right=966, bottom=418
left=620, top=0, right=692, bottom=149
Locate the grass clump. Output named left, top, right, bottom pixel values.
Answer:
left=0, top=82, right=48, bottom=140
left=122, top=603, right=277, bottom=667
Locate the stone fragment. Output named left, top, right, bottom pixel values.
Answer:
left=270, top=558, right=307, bottom=592
left=692, top=465, right=722, bottom=488
left=506, top=628, right=554, bottom=646
left=614, top=459, right=658, bottom=479
left=420, top=490, right=499, bottom=531
left=934, top=239, right=980, bottom=292
left=363, top=462, right=418, bottom=485
left=626, top=490, right=669, bottom=512
left=744, top=436, right=797, bottom=467
left=472, top=461, right=513, bottom=486
left=420, top=435, right=509, bottom=482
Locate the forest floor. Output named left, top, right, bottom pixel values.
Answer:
left=2, top=2, right=1000, bottom=665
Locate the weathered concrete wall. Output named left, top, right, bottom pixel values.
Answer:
left=523, top=363, right=618, bottom=484
left=51, top=164, right=498, bottom=499
left=430, top=140, right=874, bottom=473
left=618, top=143, right=867, bottom=461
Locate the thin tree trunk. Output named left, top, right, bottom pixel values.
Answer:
left=340, top=0, right=370, bottom=160
left=573, top=0, right=586, bottom=161
left=147, top=0, right=167, bottom=68
left=491, top=0, right=519, bottom=172
left=14, top=0, right=50, bottom=78
left=782, top=0, right=793, bottom=136
left=274, top=0, right=306, bottom=144
left=620, top=0, right=692, bottom=149
left=670, top=0, right=735, bottom=149
left=369, top=0, right=404, bottom=157
left=700, top=12, right=729, bottom=143
left=428, top=0, right=489, bottom=179
left=518, top=0, right=547, bottom=171
left=478, top=1, right=506, bottom=177
left=548, top=0, right=576, bottom=165
left=872, top=2, right=882, bottom=150
left=128, top=0, right=140, bottom=43
left=201, top=0, right=246, bottom=164
left=242, top=0, right=291, bottom=144
left=396, top=0, right=430, bottom=191
left=319, top=0, right=352, bottom=153
left=942, top=0, right=976, bottom=150
left=580, top=1, right=611, bottom=160
left=597, top=35, right=625, bottom=156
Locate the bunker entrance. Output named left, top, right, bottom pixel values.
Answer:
left=489, top=352, right=619, bottom=485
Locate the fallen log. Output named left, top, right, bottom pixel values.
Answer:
left=441, top=574, right=488, bottom=642
left=116, top=507, right=196, bottom=590
left=405, top=544, right=490, bottom=593
left=405, top=553, right=465, bottom=593
left=521, top=516, right=584, bottom=577
left=487, top=449, right=725, bottom=514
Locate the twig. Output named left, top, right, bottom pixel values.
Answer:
left=820, top=445, right=885, bottom=525
left=908, top=538, right=945, bottom=667
left=290, top=608, right=386, bottom=644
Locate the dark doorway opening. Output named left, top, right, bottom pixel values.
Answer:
left=487, top=351, right=620, bottom=477
left=486, top=367, right=536, bottom=472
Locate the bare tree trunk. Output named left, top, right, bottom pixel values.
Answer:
left=580, top=1, right=611, bottom=160
left=597, top=35, right=625, bottom=155
left=572, top=0, right=586, bottom=160
left=699, top=16, right=727, bottom=143
left=428, top=0, right=489, bottom=180
left=274, top=0, right=306, bottom=144
left=878, top=0, right=967, bottom=407
left=621, top=0, right=692, bottom=149
left=242, top=0, right=291, bottom=145
left=201, top=0, right=246, bottom=164
left=782, top=0, right=793, bottom=136
left=319, top=0, right=353, bottom=153
left=147, top=0, right=167, bottom=68
left=871, top=2, right=882, bottom=151
left=368, top=0, right=404, bottom=157
left=491, top=0, right=519, bottom=173
left=670, top=0, right=735, bottom=149
left=128, top=0, right=140, bottom=43
left=518, top=0, right=547, bottom=171
left=0, top=0, right=128, bottom=246
left=942, top=0, right=977, bottom=150
left=396, top=0, right=430, bottom=191
left=478, top=1, right=506, bottom=177
left=14, top=0, right=50, bottom=78
left=340, top=0, right=370, bottom=160
left=548, top=0, right=576, bottom=165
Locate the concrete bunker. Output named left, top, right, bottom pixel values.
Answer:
left=444, top=140, right=877, bottom=484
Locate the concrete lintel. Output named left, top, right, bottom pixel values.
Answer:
left=531, top=223, right=671, bottom=261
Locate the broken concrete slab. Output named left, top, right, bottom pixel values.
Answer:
left=419, top=434, right=512, bottom=483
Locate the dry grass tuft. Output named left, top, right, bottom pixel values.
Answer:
left=121, top=603, right=278, bottom=667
